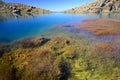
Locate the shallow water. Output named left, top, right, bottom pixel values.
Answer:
left=0, top=13, right=120, bottom=43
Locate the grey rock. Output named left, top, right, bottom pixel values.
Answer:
left=12, top=6, right=17, bottom=10
left=27, top=9, right=32, bottom=12
left=99, top=2, right=105, bottom=7
left=13, top=9, right=21, bottom=14
left=94, top=8, right=101, bottom=13
left=106, top=0, right=110, bottom=3
left=108, top=4, right=113, bottom=11
left=31, top=6, right=36, bottom=9
left=103, top=0, right=110, bottom=3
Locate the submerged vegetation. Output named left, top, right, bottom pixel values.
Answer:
left=0, top=29, right=120, bottom=80
left=76, top=18, right=120, bottom=36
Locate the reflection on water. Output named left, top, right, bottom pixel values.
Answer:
left=0, top=13, right=120, bottom=43
left=0, top=13, right=38, bottom=21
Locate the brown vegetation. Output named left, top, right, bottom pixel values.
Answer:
left=76, top=18, right=120, bottom=36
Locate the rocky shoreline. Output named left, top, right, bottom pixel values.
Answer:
left=0, top=0, right=52, bottom=17
left=64, top=0, right=120, bottom=14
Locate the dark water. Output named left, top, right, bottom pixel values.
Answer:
left=0, top=13, right=120, bottom=43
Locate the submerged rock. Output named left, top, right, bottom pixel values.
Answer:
left=18, top=37, right=50, bottom=48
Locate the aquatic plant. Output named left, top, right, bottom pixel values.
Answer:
left=76, top=18, right=120, bottom=36
left=0, top=34, right=120, bottom=80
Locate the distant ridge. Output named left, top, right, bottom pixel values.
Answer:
left=0, top=0, right=52, bottom=16
left=64, top=0, right=120, bottom=14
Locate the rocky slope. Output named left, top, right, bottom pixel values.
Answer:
left=0, top=0, right=51, bottom=16
left=64, top=0, right=120, bottom=14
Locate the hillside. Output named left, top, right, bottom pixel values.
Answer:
left=0, top=0, right=51, bottom=16
left=64, top=0, right=120, bottom=14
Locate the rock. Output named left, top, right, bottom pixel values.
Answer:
left=99, top=2, right=105, bottom=7
left=13, top=9, right=21, bottom=14
left=106, top=0, right=110, bottom=3
left=64, top=40, right=70, bottom=44
left=18, top=37, right=49, bottom=48
left=103, top=0, right=110, bottom=3
left=31, top=6, right=36, bottom=9
left=108, top=4, right=113, bottom=11
left=27, top=9, right=32, bottom=12
left=94, top=8, right=101, bottom=13
left=12, top=6, right=17, bottom=10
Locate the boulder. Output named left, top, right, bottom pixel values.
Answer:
left=99, top=2, right=105, bottom=7
left=103, top=0, right=110, bottom=3
left=108, top=4, right=113, bottom=11
left=94, top=8, right=101, bottom=13
left=12, top=6, right=17, bottom=10
left=106, top=0, right=110, bottom=3
left=31, top=6, right=36, bottom=9
left=27, top=9, right=32, bottom=12
left=13, top=9, right=21, bottom=14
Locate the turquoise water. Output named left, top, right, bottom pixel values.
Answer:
left=0, top=13, right=120, bottom=43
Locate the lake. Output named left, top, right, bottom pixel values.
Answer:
left=0, top=13, right=120, bottom=43
left=1, top=12, right=120, bottom=80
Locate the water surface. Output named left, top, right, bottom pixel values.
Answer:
left=0, top=13, right=120, bottom=43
